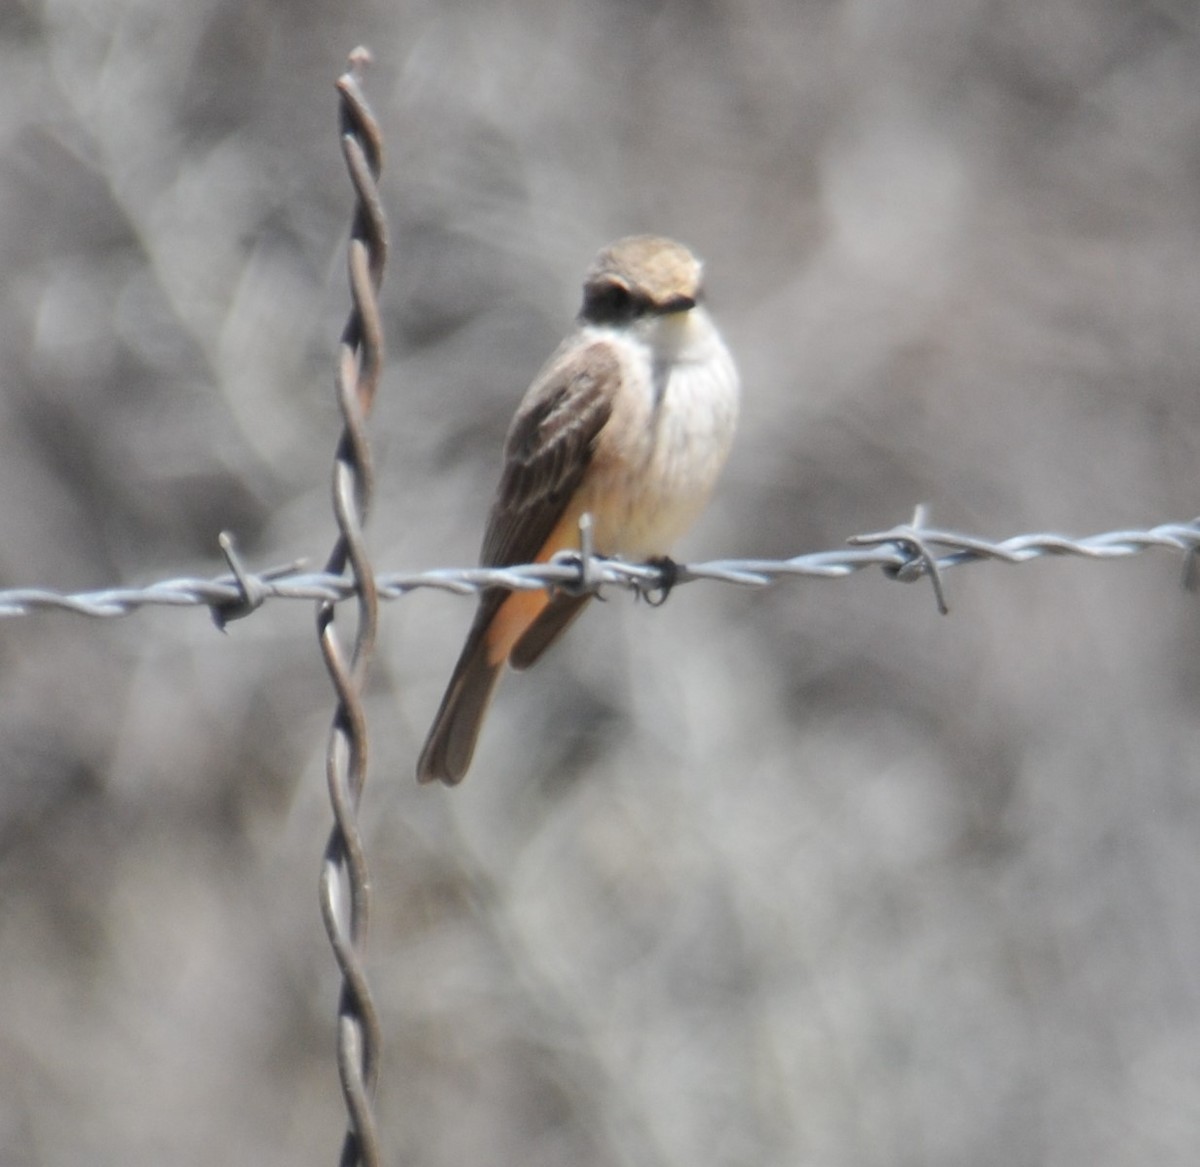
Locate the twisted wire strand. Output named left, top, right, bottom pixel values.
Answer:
left=3, top=519, right=1197, bottom=620
left=315, top=50, right=387, bottom=1167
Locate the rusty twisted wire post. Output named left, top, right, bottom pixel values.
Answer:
left=317, top=50, right=388, bottom=1167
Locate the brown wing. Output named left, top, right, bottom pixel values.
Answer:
left=481, top=340, right=619, bottom=568
left=417, top=341, right=619, bottom=786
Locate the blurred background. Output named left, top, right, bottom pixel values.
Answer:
left=2, top=1, right=1200, bottom=1164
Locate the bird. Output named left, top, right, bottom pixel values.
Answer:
left=417, top=235, right=740, bottom=785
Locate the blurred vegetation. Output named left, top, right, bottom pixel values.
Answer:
left=2, top=2, right=1200, bottom=1165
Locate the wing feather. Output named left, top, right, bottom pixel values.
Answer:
left=481, top=341, right=619, bottom=568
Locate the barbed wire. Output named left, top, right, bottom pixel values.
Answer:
left=2, top=516, right=1197, bottom=623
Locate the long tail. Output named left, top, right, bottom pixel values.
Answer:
left=417, top=611, right=504, bottom=786
left=510, top=593, right=591, bottom=671
left=417, top=591, right=591, bottom=784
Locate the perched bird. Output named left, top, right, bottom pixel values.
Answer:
left=418, top=235, right=739, bottom=785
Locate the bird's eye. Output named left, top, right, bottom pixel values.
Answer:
left=584, top=281, right=640, bottom=323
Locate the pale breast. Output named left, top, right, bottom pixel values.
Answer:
left=582, top=319, right=739, bottom=558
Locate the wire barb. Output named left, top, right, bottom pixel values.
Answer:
left=316, top=49, right=387, bottom=1167
left=211, top=532, right=265, bottom=629
left=548, top=511, right=602, bottom=599
left=848, top=504, right=951, bottom=615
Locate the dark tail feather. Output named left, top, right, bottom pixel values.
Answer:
left=417, top=629, right=504, bottom=786
left=510, top=593, right=591, bottom=671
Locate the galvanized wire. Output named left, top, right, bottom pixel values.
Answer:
left=2, top=517, right=1197, bottom=621
left=316, top=50, right=387, bottom=1167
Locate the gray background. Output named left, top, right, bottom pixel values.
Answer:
left=2, top=1, right=1199, bottom=1164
